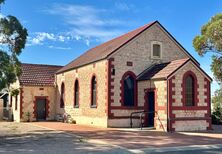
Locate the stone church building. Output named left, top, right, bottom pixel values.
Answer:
left=9, top=21, right=212, bottom=132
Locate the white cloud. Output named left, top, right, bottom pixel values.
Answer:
left=28, top=32, right=71, bottom=46
left=44, top=3, right=126, bottom=44
left=48, top=45, right=71, bottom=50
left=115, top=2, right=133, bottom=11
left=29, top=32, right=55, bottom=45
left=28, top=3, right=132, bottom=47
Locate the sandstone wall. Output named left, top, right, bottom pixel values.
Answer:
left=10, top=80, right=21, bottom=122
left=108, top=22, right=188, bottom=128
left=56, top=60, right=108, bottom=127
left=169, top=61, right=211, bottom=131
left=21, top=86, right=56, bottom=122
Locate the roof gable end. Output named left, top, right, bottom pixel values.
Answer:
left=57, top=21, right=199, bottom=74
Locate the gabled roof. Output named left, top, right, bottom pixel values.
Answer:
left=19, top=63, right=63, bottom=86
left=57, top=21, right=199, bottom=74
left=137, top=58, right=190, bottom=80
left=57, top=21, right=156, bottom=73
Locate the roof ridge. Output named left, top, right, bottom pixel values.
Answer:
left=57, top=21, right=157, bottom=73
left=22, top=63, right=63, bottom=67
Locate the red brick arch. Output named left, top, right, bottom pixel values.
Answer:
left=90, top=74, right=98, bottom=108
left=73, top=78, right=80, bottom=108
left=181, top=70, right=199, bottom=107
left=120, top=71, right=138, bottom=107
left=60, top=82, right=65, bottom=108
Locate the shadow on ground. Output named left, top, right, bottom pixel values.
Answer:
left=0, top=126, right=125, bottom=154
left=33, top=122, right=222, bottom=150
left=1, top=122, right=222, bottom=153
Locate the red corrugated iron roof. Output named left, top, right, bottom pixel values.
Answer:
left=57, top=21, right=156, bottom=73
left=137, top=58, right=190, bottom=80
left=19, top=63, right=63, bottom=86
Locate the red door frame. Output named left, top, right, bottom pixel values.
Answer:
left=33, top=96, right=49, bottom=120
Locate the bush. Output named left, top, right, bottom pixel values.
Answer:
left=211, top=89, right=222, bottom=125
left=212, top=106, right=222, bottom=125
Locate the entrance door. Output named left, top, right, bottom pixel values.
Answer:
left=36, top=99, right=46, bottom=121
left=147, top=91, right=155, bottom=127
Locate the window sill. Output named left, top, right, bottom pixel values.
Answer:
left=90, top=105, right=97, bottom=108
left=111, top=106, right=143, bottom=110
left=172, top=106, right=208, bottom=110
left=74, top=105, right=79, bottom=108
left=151, top=56, right=162, bottom=60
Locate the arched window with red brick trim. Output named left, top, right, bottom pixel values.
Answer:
left=74, top=79, right=79, bottom=108
left=182, top=71, right=197, bottom=107
left=60, top=82, right=65, bottom=108
left=91, top=76, right=97, bottom=107
left=121, top=71, right=137, bottom=107
left=185, top=75, right=194, bottom=106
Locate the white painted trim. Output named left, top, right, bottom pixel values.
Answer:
left=151, top=41, right=162, bottom=59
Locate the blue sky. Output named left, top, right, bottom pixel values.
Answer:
left=2, top=0, right=222, bottom=94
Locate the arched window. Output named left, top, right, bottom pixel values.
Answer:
left=122, top=72, right=137, bottom=107
left=185, top=75, right=195, bottom=106
left=60, top=82, right=65, bottom=108
left=74, top=80, right=79, bottom=108
left=91, top=76, right=97, bottom=107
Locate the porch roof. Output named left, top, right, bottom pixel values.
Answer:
left=137, top=58, right=189, bottom=81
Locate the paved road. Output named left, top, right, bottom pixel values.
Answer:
left=138, top=144, right=222, bottom=154
left=0, top=122, right=222, bottom=154
left=0, top=122, right=126, bottom=154
left=160, top=149, right=222, bottom=154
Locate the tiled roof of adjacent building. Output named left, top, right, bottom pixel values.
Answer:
left=57, top=21, right=156, bottom=73
left=19, top=63, right=63, bottom=86
left=137, top=58, right=190, bottom=80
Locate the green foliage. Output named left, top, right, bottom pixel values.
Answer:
left=0, top=16, right=28, bottom=55
left=0, top=0, right=5, bottom=4
left=0, top=1, right=27, bottom=90
left=11, top=89, right=19, bottom=96
left=212, top=89, right=222, bottom=124
left=0, top=50, right=21, bottom=89
left=193, top=13, right=222, bottom=83
left=211, top=56, right=222, bottom=83
left=25, top=111, right=31, bottom=122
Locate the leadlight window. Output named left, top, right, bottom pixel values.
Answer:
left=185, top=75, right=195, bottom=106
